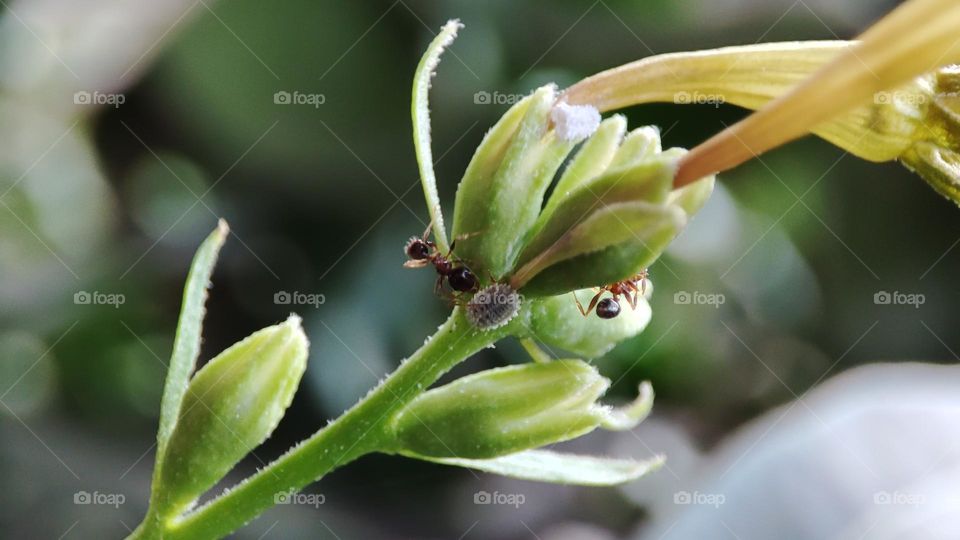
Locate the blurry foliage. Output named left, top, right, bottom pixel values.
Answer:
left=2, top=0, right=960, bottom=538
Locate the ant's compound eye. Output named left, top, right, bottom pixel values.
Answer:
left=447, top=267, right=477, bottom=292
left=596, top=298, right=621, bottom=319
left=466, top=284, right=521, bottom=330
left=405, top=237, right=431, bottom=260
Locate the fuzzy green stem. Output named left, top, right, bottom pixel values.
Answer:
left=129, top=308, right=515, bottom=540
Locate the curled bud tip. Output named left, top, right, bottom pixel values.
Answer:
left=551, top=101, right=601, bottom=142
left=601, top=381, right=654, bottom=431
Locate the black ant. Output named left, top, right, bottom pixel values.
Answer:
left=403, top=224, right=479, bottom=296
left=573, top=270, right=649, bottom=319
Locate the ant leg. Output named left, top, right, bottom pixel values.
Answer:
left=624, top=282, right=640, bottom=309
left=420, top=216, right=436, bottom=242
left=403, top=259, right=431, bottom=269
left=434, top=275, right=445, bottom=296
left=573, top=292, right=589, bottom=316
left=584, top=290, right=604, bottom=316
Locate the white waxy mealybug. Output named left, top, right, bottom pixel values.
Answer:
left=466, top=283, right=521, bottom=330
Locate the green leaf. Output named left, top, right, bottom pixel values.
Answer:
left=156, top=315, right=308, bottom=514
left=156, top=220, right=228, bottom=462
left=411, top=19, right=462, bottom=253
left=525, top=290, right=652, bottom=358
left=453, top=85, right=576, bottom=279
left=416, top=449, right=664, bottom=486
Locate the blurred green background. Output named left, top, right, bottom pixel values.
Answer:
left=2, top=0, right=958, bottom=538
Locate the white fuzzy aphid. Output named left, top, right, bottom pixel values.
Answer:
left=551, top=101, right=601, bottom=142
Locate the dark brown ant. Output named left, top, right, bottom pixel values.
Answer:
left=404, top=224, right=479, bottom=296
left=573, top=270, right=649, bottom=319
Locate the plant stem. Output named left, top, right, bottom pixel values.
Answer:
left=132, top=308, right=513, bottom=540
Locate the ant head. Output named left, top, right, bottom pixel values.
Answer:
left=596, top=298, right=621, bottom=319
left=405, top=236, right=433, bottom=260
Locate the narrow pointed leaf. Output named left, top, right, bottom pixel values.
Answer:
left=411, top=19, right=462, bottom=253
left=415, top=449, right=664, bottom=486
left=156, top=220, right=228, bottom=461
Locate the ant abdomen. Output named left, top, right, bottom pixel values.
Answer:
left=447, top=267, right=478, bottom=292
left=596, top=298, right=621, bottom=319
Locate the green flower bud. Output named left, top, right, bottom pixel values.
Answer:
left=390, top=360, right=606, bottom=459
left=510, top=132, right=714, bottom=296
left=452, top=85, right=579, bottom=279
left=156, top=315, right=308, bottom=513
left=525, top=289, right=652, bottom=358
left=388, top=360, right=652, bottom=459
